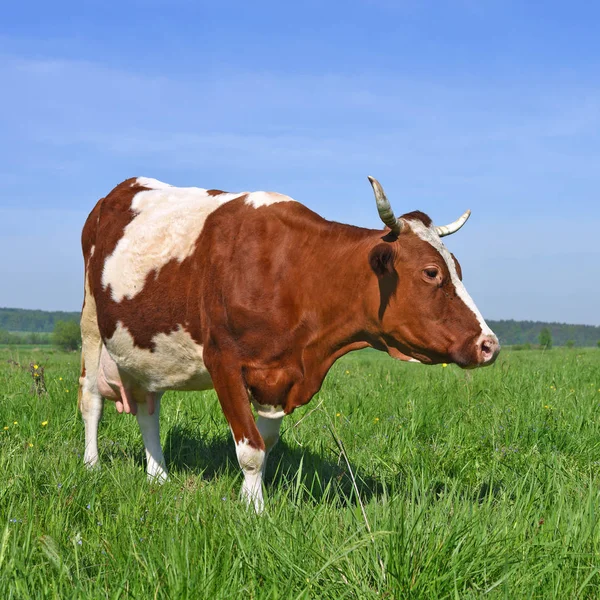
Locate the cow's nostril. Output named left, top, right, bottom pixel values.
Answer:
left=479, top=336, right=499, bottom=364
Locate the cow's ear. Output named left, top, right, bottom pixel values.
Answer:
left=369, top=244, right=395, bottom=278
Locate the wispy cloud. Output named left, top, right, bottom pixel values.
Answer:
left=4, top=54, right=600, bottom=214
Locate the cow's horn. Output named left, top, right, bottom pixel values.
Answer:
left=368, top=176, right=402, bottom=235
left=435, top=210, right=471, bottom=237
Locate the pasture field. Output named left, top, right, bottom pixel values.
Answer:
left=1, top=347, right=600, bottom=599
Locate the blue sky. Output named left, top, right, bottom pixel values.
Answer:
left=1, top=0, right=599, bottom=324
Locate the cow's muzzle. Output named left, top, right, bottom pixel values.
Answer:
left=475, top=333, right=500, bottom=366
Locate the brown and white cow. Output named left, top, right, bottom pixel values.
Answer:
left=79, top=176, right=499, bottom=511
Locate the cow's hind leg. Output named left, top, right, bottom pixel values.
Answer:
left=79, top=278, right=104, bottom=468
left=136, top=393, right=168, bottom=483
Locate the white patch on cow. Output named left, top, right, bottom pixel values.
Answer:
left=251, top=400, right=286, bottom=420
left=235, top=437, right=266, bottom=513
left=102, top=179, right=246, bottom=302
left=256, top=414, right=283, bottom=459
left=134, top=177, right=173, bottom=190
left=90, top=245, right=95, bottom=257
left=136, top=397, right=168, bottom=483
left=245, top=191, right=294, bottom=208
left=105, top=322, right=213, bottom=392
left=407, top=219, right=495, bottom=338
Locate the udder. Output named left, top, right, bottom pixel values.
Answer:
left=97, top=345, right=156, bottom=415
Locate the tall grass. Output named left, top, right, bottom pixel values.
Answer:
left=1, top=347, right=599, bottom=598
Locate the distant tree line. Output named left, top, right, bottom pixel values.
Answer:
left=0, top=330, right=53, bottom=345
left=1, top=308, right=599, bottom=348
left=0, top=320, right=80, bottom=350
left=487, top=320, right=600, bottom=348
left=0, top=307, right=79, bottom=333
left=0, top=308, right=81, bottom=350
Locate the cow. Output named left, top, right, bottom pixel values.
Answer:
left=79, top=176, right=499, bottom=511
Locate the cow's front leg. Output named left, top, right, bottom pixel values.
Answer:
left=135, top=393, right=167, bottom=483
left=205, top=356, right=267, bottom=512
left=235, top=437, right=266, bottom=512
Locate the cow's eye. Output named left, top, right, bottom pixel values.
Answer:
left=424, top=268, right=439, bottom=279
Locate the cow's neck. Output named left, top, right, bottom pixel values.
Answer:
left=284, top=224, right=387, bottom=410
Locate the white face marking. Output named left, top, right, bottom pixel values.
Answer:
left=408, top=219, right=495, bottom=338
left=104, top=322, right=213, bottom=392
left=245, top=191, right=294, bottom=208
left=102, top=178, right=246, bottom=302
left=235, top=437, right=266, bottom=513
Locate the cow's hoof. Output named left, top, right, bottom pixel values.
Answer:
left=84, top=456, right=100, bottom=470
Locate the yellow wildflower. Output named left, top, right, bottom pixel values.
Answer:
left=41, top=421, right=48, bottom=426
left=3, top=426, right=8, bottom=431
left=374, top=417, right=379, bottom=422
left=345, top=370, right=350, bottom=374
left=66, top=389, right=69, bottom=393
left=28, top=443, right=33, bottom=447
left=13, top=421, right=18, bottom=425
left=59, top=377, right=63, bottom=381
left=442, top=363, right=448, bottom=368
left=33, top=364, right=38, bottom=369
left=336, top=413, right=341, bottom=417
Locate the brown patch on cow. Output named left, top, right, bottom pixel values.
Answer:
left=89, top=178, right=146, bottom=265
left=85, top=178, right=156, bottom=342
left=81, top=197, right=103, bottom=261
left=400, top=210, right=433, bottom=228
left=87, top=191, right=249, bottom=351
left=206, top=189, right=226, bottom=197
left=97, top=255, right=204, bottom=349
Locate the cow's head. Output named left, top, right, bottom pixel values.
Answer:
left=367, top=177, right=499, bottom=368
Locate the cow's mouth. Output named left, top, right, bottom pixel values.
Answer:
left=386, top=346, right=430, bottom=364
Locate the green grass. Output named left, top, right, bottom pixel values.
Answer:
left=1, top=347, right=600, bottom=598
